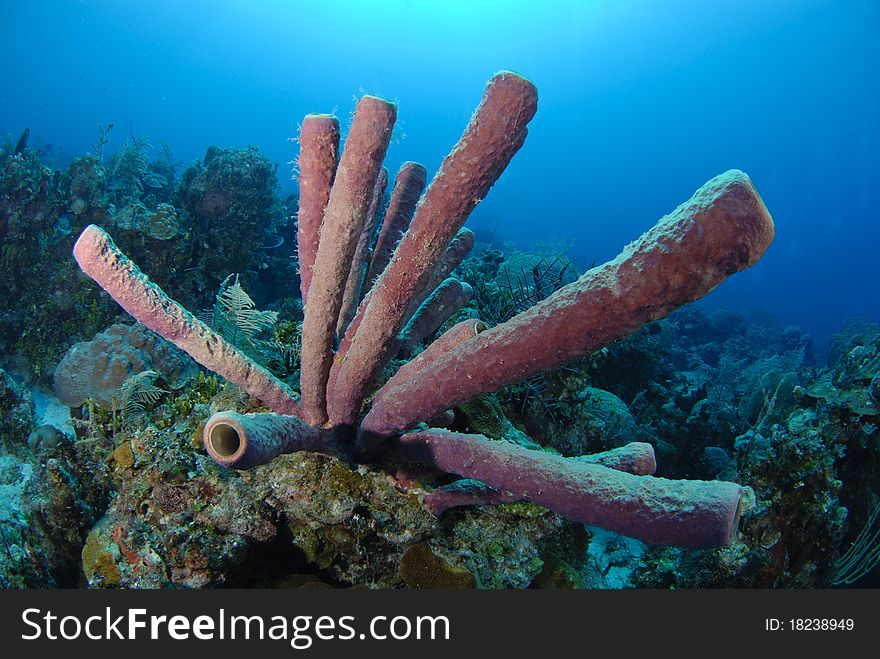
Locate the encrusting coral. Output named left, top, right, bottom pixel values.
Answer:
left=71, top=71, right=775, bottom=549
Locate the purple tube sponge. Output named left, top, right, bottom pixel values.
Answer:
left=361, top=170, right=775, bottom=442
left=73, top=225, right=304, bottom=418
left=296, top=114, right=340, bottom=305
left=326, top=72, right=538, bottom=428
left=365, top=161, right=427, bottom=288
left=421, top=442, right=658, bottom=515
left=398, top=278, right=474, bottom=357
left=70, top=71, right=777, bottom=550
left=405, top=228, right=475, bottom=324
left=299, top=96, right=396, bottom=426
left=395, top=430, right=743, bottom=548
left=336, top=166, right=389, bottom=340
left=203, top=411, right=333, bottom=470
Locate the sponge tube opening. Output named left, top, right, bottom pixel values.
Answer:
left=210, top=423, right=242, bottom=457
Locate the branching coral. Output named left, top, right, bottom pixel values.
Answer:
left=72, top=71, right=775, bottom=549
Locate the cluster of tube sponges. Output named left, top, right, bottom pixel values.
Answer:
left=72, top=71, right=774, bottom=548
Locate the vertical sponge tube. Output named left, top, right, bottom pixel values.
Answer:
left=296, top=114, right=340, bottom=305
left=405, top=228, right=475, bottom=324
left=365, top=161, right=427, bottom=289
left=327, top=72, right=538, bottom=428
left=326, top=228, right=477, bottom=406
left=398, top=278, right=474, bottom=357
left=336, top=166, right=389, bottom=340
left=299, top=96, right=397, bottom=426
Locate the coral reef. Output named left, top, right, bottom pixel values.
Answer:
left=0, top=369, right=35, bottom=453
left=553, top=387, right=638, bottom=455
left=531, top=309, right=877, bottom=588
left=172, top=145, right=288, bottom=307
left=400, top=542, right=476, bottom=589
left=0, top=131, right=298, bottom=387
left=1, top=148, right=114, bottom=384
left=8, top=71, right=877, bottom=590
left=78, top=385, right=577, bottom=588
left=0, top=368, right=111, bottom=587
left=72, top=71, right=774, bottom=552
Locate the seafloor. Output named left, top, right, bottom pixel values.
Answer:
left=1, top=127, right=878, bottom=589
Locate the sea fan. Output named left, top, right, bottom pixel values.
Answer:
left=200, top=274, right=294, bottom=373
left=212, top=274, right=278, bottom=347
left=473, top=256, right=573, bottom=328
left=829, top=499, right=880, bottom=586
left=119, top=369, right=166, bottom=425
left=468, top=256, right=573, bottom=421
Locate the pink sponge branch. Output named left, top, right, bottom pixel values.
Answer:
left=405, top=228, right=475, bottom=323
left=327, top=71, right=538, bottom=428
left=336, top=166, right=388, bottom=340
left=203, top=411, right=334, bottom=470
left=361, top=169, right=775, bottom=441
left=395, top=430, right=743, bottom=548
left=300, top=95, right=396, bottom=427
left=331, top=318, right=485, bottom=454
left=296, top=114, right=340, bottom=305
left=328, top=233, right=478, bottom=407
left=421, top=442, right=657, bottom=515
left=397, top=278, right=474, bottom=357
left=373, top=319, right=484, bottom=415
left=364, top=161, right=427, bottom=289
left=422, top=480, right=522, bottom=516
left=576, top=442, right=658, bottom=475
left=73, top=225, right=305, bottom=417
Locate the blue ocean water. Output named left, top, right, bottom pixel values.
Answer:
left=1, top=0, right=877, bottom=344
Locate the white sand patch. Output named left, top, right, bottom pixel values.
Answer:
left=30, top=388, right=75, bottom=437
